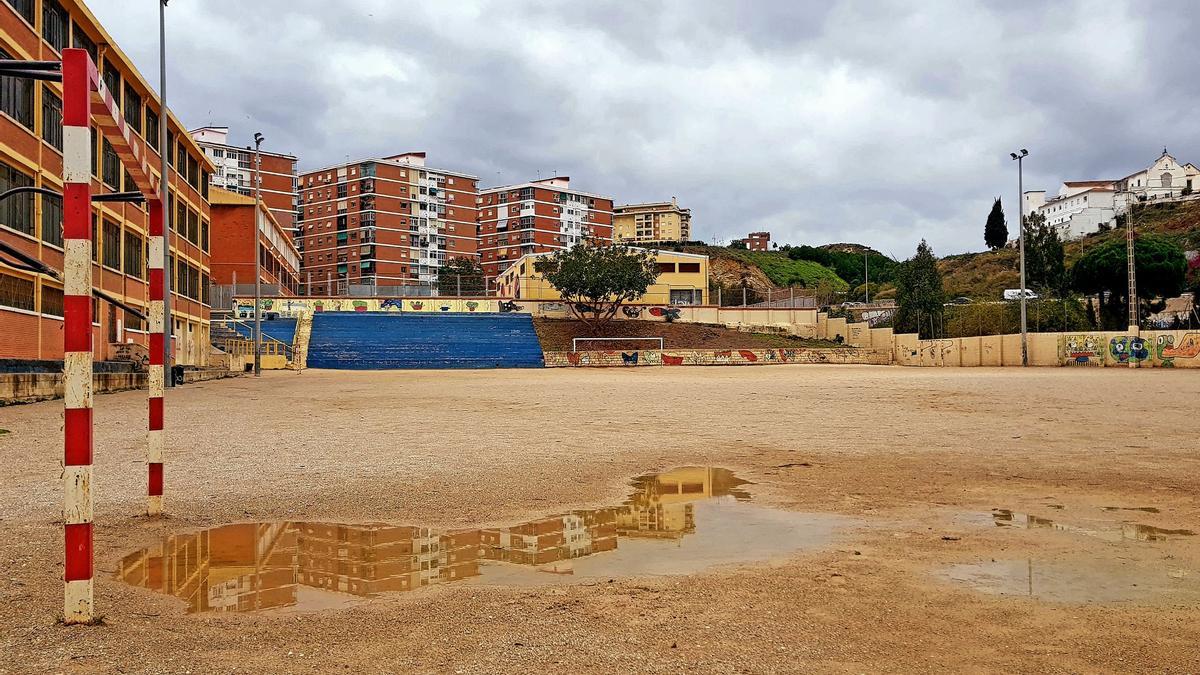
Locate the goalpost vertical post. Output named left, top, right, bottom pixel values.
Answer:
left=147, top=198, right=165, bottom=514
left=61, top=47, right=95, bottom=624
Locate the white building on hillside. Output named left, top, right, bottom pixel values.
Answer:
left=1030, top=150, right=1200, bottom=240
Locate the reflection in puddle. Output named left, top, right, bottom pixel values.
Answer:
left=118, top=467, right=849, bottom=614
left=992, top=509, right=1195, bottom=542
left=941, top=559, right=1200, bottom=603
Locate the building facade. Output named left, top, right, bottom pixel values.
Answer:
left=495, top=248, right=709, bottom=305
left=208, top=187, right=300, bottom=296
left=297, top=152, right=478, bottom=294
left=477, top=176, right=613, bottom=279
left=613, top=198, right=691, bottom=243
left=1033, top=150, right=1200, bottom=239
left=737, top=231, right=770, bottom=251
left=191, top=125, right=299, bottom=240
left=1, top=0, right=214, bottom=365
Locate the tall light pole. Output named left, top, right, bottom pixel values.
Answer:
left=159, top=0, right=173, bottom=386
left=1010, top=148, right=1029, bottom=367
left=253, top=132, right=264, bottom=377
left=864, top=250, right=870, bottom=304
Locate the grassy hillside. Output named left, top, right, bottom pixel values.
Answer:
left=720, top=249, right=849, bottom=289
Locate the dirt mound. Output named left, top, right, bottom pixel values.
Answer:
left=532, top=318, right=840, bottom=351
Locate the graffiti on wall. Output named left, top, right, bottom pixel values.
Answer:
left=648, top=306, right=682, bottom=322
left=1061, top=334, right=1104, bottom=365
left=499, top=300, right=522, bottom=313
left=1159, top=332, right=1200, bottom=367
left=545, top=348, right=891, bottom=368
left=1109, top=336, right=1149, bottom=364
left=110, top=342, right=150, bottom=371
left=622, top=306, right=642, bottom=318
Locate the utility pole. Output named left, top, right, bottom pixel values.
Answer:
left=1125, top=186, right=1139, bottom=368
left=252, top=132, right=264, bottom=377
left=864, top=250, right=870, bottom=304
left=159, top=0, right=173, bottom=386
left=1011, top=149, right=1029, bottom=366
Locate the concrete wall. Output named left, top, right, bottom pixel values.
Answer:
left=544, top=347, right=892, bottom=368
left=1, top=369, right=241, bottom=405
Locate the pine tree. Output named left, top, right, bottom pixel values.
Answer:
left=984, top=197, right=1008, bottom=250
left=894, top=240, right=946, bottom=338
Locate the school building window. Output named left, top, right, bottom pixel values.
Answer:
left=0, top=161, right=34, bottom=235
left=0, top=272, right=35, bottom=311
left=0, top=48, right=34, bottom=129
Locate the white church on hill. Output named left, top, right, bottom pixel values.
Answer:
left=1023, top=149, right=1200, bottom=239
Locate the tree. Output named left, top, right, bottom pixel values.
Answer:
left=893, top=240, right=946, bottom=337
left=437, top=256, right=485, bottom=295
left=1023, top=212, right=1068, bottom=299
left=728, top=240, right=748, bottom=250
left=984, top=197, right=1008, bottom=250
left=1072, top=234, right=1187, bottom=329
left=533, top=243, right=659, bottom=330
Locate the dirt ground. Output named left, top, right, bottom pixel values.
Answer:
left=532, top=317, right=840, bottom=351
left=1, top=366, right=1199, bottom=674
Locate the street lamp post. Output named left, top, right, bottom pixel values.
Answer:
left=253, top=132, right=264, bottom=377
left=1010, top=148, right=1029, bottom=367
left=159, top=0, right=173, bottom=386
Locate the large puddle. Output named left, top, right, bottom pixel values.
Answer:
left=117, top=467, right=850, bottom=614
left=939, top=506, right=1199, bottom=604
left=940, top=559, right=1200, bottom=604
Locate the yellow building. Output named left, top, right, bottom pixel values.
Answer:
left=496, top=248, right=709, bottom=305
left=613, top=198, right=692, bottom=243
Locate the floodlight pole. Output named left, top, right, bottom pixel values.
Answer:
left=253, top=133, right=264, bottom=377
left=1011, top=149, right=1029, bottom=366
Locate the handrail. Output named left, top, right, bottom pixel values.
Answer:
left=572, top=337, right=664, bottom=352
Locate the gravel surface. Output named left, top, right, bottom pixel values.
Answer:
left=1, top=366, right=1198, bottom=673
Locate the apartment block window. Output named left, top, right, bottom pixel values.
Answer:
left=123, top=231, right=143, bottom=278
left=40, top=284, right=64, bottom=317
left=145, top=108, right=159, bottom=151
left=101, top=139, right=121, bottom=188
left=0, top=161, right=34, bottom=235
left=42, top=0, right=68, bottom=53
left=101, top=220, right=121, bottom=270
left=200, top=219, right=209, bottom=252
left=41, top=193, right=63, bottom=247
left=41, top=86, right=63, bottom=151
left=72, top=22, right=98, bottom=63
left=0, top=272, right=34, bottom=311
left=0, top=48, right=34, bottom=129
left=5, top=0, right=35, bottom=24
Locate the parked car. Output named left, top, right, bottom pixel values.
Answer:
left=1003, top=289, right=1038, bottom=300
left=951, top=297, right=972, bottom=305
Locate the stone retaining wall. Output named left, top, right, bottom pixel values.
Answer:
left=1, top=369, right=241, bottom=405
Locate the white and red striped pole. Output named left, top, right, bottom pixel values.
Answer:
left=61, top=48, right=95, bottom=624
left=147, top=198, right=165, bottom=515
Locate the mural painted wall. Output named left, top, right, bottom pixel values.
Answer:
left=235, top=298, right=502, bottom=317
left=544, top=348, right=892, bottom=368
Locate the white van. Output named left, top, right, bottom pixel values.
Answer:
left=1003, top=289, right=1039, bottom=300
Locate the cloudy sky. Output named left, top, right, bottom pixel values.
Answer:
left=89, top=0, right=1199, bottom=258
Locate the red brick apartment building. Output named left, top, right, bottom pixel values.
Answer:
left=208, top=187, right=300, bottom=295
left=738, top=231, right=771, bottom=251
left=297, top=152, right=478, bottom=294
left=477, top=176, right=613, bottom=279
left=0, top=0, right=215, bottom=365
left=191, top=125, right=299, bottom=239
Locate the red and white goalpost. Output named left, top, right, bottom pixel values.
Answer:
left=61, top=47, right=166, bottom=623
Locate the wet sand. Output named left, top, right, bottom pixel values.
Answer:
left=1, top=366, right=1198, bottom=673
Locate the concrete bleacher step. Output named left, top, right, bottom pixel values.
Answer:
left=305, top=312, right=544, bottom=370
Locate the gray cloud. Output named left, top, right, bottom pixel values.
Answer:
left=89, top=0, right=1200, bottom=257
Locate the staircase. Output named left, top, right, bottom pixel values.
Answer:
left=291, top=313, right=313, bottom=370
left=306, top=312, right=545, bottom=370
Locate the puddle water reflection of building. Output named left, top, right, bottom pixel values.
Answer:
left=118, top=467, right=844, bottom=614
